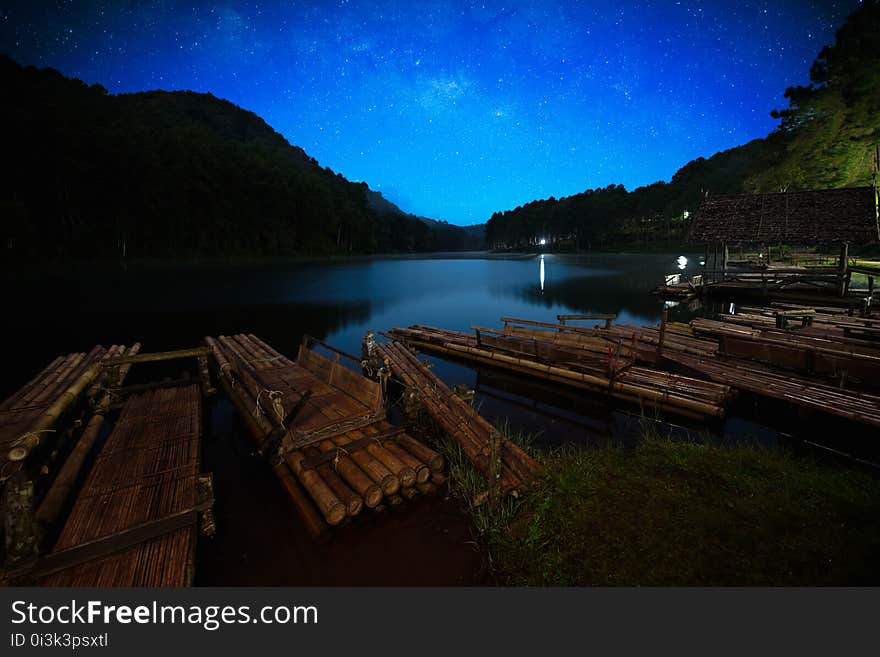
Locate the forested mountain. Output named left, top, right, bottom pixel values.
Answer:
left=0, top=55, right=482, bottom=261
left=486, top=1, right=879, bottom=251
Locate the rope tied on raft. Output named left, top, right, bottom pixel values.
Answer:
left=332, top=446, right=349, bottom=469
left=219, top=362, right=236, bottom=388
left=254, top=388, right=287, bottom=429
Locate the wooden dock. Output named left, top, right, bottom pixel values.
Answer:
left=374, top=340, right=542, bottom=499
left=40, top=384, right=206, bottom=586
left=206, top=334, right=446, bottom=538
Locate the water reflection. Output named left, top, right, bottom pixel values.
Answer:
left=539, top=255, right=545, bottom=292
left=3, top=253, right=705, bottom=397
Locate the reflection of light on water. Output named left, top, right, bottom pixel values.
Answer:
left=540, top=254, right=545, bottom=292
left=677, top=255, right=688, bottom=270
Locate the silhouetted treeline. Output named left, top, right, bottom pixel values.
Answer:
left=0, top=56, right=484, bottom=261
left=487, top=1, right=879, bottom=251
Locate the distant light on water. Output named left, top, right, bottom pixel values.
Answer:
left=539, top=238, right=547, bottom=246
left=540, top=254, right=545, bottom=292
left=677, top=255, right=688, bottom=270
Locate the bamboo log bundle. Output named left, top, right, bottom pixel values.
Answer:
left=303, top=445, right=363, bottom=517
left=1, top=346, right=121, bottom=483
left=395, top=433, right=444, bottom=473
left=286, top=450, right=346, bottom=526
left=328, top=432, right=400, bottom=496
left=205, top=333, right=442, bottom=536
left=314, top=438, right=383, bottom=508
left=208, top=344, right=329, bottom=540
left=35, top=343, right=142, bottom=530
left=376, top=340, right=541, bottom=496
left=664, top=350, right=880, bottom=429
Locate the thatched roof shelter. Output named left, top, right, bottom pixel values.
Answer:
left=688, top=186, right=879, bottom=246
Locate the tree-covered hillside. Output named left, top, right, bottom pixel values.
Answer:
left=486, top=1, right=879, bottom=251
left=0, top=56, right=483, bottom=261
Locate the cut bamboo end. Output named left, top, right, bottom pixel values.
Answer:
left=380, top=474, right=400, bottom=496
left=363, top=484, right=383, bottom=509
left=397, top=466, right=417, bottom=489
left=414, top=464, right=431, bottom=484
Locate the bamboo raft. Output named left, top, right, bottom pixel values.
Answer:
left=662, top=350, right=880, bottom=428
left=205, top=333, right=445, bottom=537
left=373, top=340, right=542, bottom=498
left=386, top=321, right=733, bottom=421
left=40, top=384, right=207, bottom=586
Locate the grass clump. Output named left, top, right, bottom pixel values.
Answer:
left=436, top=420, right=537, bottom=571
left=490, top=434, right=880, bottom=585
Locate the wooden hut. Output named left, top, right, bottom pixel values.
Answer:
left=688, top=185, right=879, bottom=297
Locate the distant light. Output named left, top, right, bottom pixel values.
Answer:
left=539, top=238, right=547, bottom=246
left=677, top=255, right=688, bottom=267
left=699, top=260, right=705, bottom=266
left=683, top=210, right=690, bottom=219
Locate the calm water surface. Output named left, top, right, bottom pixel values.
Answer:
left=6, top=252, right=713, bottom=445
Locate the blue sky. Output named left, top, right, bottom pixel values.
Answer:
left=0, top=1, right=862, bottom=224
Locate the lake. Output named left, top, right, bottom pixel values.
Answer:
left=5, top=252, right=718, bottom=445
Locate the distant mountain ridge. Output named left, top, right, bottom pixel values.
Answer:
left=486, top=1, right=879, bottom=251
left=366, top=189, right=485, bottom=250
left=0, top=55, right=483, bottom=261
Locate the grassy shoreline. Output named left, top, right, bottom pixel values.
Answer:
left=441, top=431, right=880, bottom=586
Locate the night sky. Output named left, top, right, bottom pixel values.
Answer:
left=0, top=1, right=863, bottom=225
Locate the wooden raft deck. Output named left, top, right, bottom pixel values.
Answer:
left=374, top=340, right=541, bottom=498
left=206, top=334, right=446, bottom=538
left=40, top=384, right=204, bottom=586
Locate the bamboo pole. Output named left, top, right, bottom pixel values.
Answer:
left=286, top=451, right=346, bottom=526
left=34, top=343, right=141, bottom=530
left=303, top=445, right=363, bottom=517
left=5, top=354, right=107, bottom=464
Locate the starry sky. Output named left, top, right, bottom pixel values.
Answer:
left=0, top=0, right=863, bottom=225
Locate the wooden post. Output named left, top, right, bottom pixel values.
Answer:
left=656, top=307, right=668, bottom=363
left=838, top=242, right=849, bottom=297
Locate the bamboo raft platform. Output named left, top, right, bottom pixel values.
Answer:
left=662, top=350, right=880, bottom=428
left=39, top=384, right=207, bottom=586
left=373, top=339, right=542, bottom=498
left=572, top=310, right=880, bottom=428
left=206, top=333, right=446, bottom=538
left=386, top=321, right=733, bottom=421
